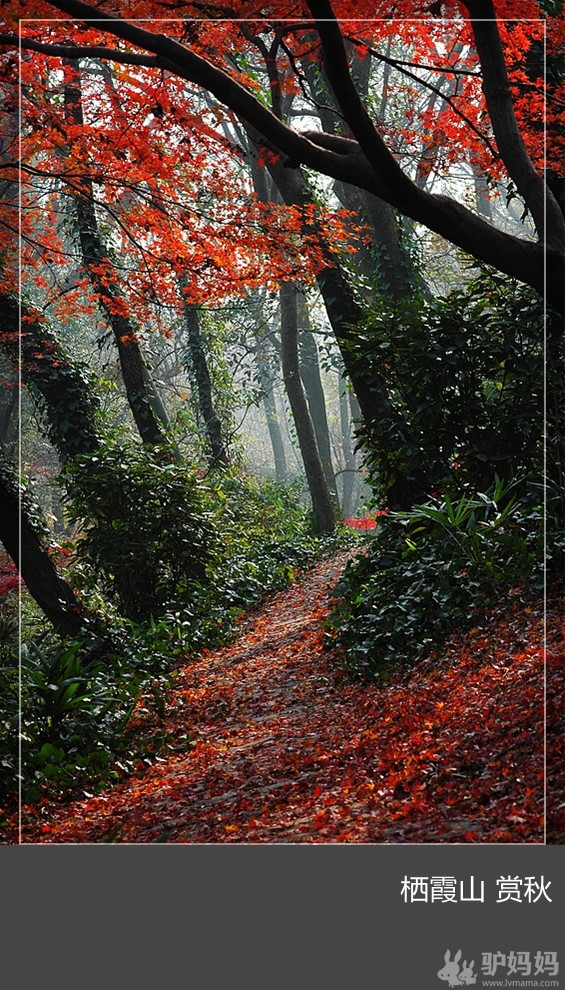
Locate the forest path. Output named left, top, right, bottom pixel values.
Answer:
left=16, top=547, right=561, bottom=844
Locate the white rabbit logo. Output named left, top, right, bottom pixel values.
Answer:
left=438, top=949, right=463, bottom=986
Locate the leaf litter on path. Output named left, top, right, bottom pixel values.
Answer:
left=10, top=549, right=564, bottom=843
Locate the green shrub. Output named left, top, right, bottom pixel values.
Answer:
left=17, top=633, right=132, bottom=800
left=0, top=605, right=185, bottom=806
left=209, top=473, right=357, bottom=612
left=328, top=265, right=564, bottom=681
left=62, top=441, right=216, bottom=620
left=355, top=267, right=561, bottom=507
left=326, top=477, right=545, bottom=682
left=213, top=474, right=311, bottom=546
left=0, top=596, right=20, bottom=806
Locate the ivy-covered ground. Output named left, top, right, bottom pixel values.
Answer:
left=6, top=548, right=563, bottom=844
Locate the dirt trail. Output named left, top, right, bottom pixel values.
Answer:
left=13, top=547, right=557, bottom=844
left=19, top=549, right=362, bottom=843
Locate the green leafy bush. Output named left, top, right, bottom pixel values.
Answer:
left=0, top=601, right=182, bottom=806
left=0, top=596, right=19, bottom=806
left=327, top=266, right=564, bottom=683
left=210, top=474, right=317, bottom=609
left=62, top=441, right=216, bottom=620
left=19, top=639, right=122, bottom=795
left=326, top=477, right=545, bottom=682
left=356, top=267, right=561, bottom=507
left=62, top=445, right=325, bottom=625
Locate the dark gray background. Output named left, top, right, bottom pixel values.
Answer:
left=2, top=842, right=563, bottom=989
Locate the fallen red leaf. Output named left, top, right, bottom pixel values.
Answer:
left=5, top=550, right=563, bottom=844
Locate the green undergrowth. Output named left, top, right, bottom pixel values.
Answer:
left=326, top=476, right=558, bottom=683
left=1, top=472, right=357, bottom=811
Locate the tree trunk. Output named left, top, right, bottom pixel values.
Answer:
left=63, top=64, right=174, bottom=449
left=303, top=44, right=415, bottom=302
left=296, top=292, right=339, bottom=508
left=0, top=457, right=92, bottom=638
left=3, top=294, right=101, bottom=460
left=338, top=383, right=357, bottom=518
left=181, top=299, right=230, bottom=468
left=248, top=128, right=424, bottom=503
left=464, top=1, right=562, bottom=245
left=0, top=376, right=19, bottom=459
left=1, top=297, right=105, bottom=634
left=257, top=148, right=392, bottom=425
left=262, top=386, right=288, bottom=483
left=252, top=326, right=288, bottom=481
left=280, top=282, right=335, bottom=533
left=333, top=181, right=414, bottom=301
left=313, top=261, right=396, bottom=425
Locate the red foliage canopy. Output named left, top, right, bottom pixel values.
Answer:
left=2, top=0, right=564, bottom=317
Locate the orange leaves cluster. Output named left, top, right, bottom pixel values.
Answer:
left=10, top=550, right=562, bottom=845
left=11, top=17, right=358, bottom=329
left=4, top=0, right=564, bottom=330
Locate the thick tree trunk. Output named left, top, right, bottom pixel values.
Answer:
left=3, top=294, right=101, bottom=460
left=0, top=377, right=19, bottom=458
left=313, top=261, right=396, bottom=425
left=1, top=298, right=104, bottom=634
left=0, top=458, right=92, bottom=638
left=333, top=181, right=414, bottom=300
left=280, top=282, right=335, bottom=533
left=303, top=51, right=415, bottom=302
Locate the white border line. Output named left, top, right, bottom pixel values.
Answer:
left=15, top=11, right=548, bottom=848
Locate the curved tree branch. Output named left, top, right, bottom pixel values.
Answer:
left=304, top=0, right=563, bottom=308
left=12, top=0, right=565, bottom=311
left=463, top=0, right=565, bottom=246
